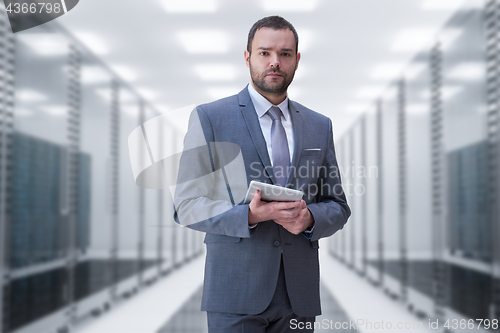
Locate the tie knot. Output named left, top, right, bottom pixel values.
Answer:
left=267, top=106, right=282, bottom=122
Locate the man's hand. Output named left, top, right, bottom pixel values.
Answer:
left=248, top=190, right=315, bottom=234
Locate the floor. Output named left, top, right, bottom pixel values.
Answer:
left=158, top=282, right=358, bottom=333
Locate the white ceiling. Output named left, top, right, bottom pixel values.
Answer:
left=56, top=0, right=468, bottom=137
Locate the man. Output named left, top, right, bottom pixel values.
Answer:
left=174, top=16, right=350, bottom=332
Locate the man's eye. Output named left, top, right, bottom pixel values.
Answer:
left=260, top=51, right=268, bottom=56
left=282, top=53, right=290, bottom=57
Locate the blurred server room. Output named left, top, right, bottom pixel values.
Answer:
left=0, top=0, right=499, bottom=332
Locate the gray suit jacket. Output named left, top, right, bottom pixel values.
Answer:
left=174, top=86, right=350, bottom=317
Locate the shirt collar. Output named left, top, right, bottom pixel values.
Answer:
left=247, top=83, right=290, bottom=121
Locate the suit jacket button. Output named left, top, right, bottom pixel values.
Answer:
left=273, top=240, right=280, bottom=247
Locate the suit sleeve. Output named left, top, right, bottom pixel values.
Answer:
left=306, top=118, right=351, bottom=242
left=173, top=107, right=252, bottom=238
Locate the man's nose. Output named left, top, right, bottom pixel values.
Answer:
left=270, top=55, right=280, bottom=68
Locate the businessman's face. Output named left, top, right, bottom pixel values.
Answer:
left=244, top=27, right=300, bottom=96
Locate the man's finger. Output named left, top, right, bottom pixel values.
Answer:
left=251, top=190, right=262, bottom=203
left=275, top=201, right=301, bottom=211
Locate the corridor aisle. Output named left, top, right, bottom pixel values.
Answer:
left=320, top=254, right=435, bottom=333
left=75, top=256, right=204, bottom=333
left=157, top=284, right=358, bottom=333
left=75, top=248, right=435, bottom=333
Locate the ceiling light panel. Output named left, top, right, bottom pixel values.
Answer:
left=178, top=30, right=229, bottom=54
left=74, top=32, right=108, bottom=55
left=421, top=0, right=465, bottom=10
left=122, top=105, right=140, bottom=117
left=406, top=103, right=428, bottom=114
left=447, top=62, right=484, bottom=81
left=15, top=108, right=33, bottom=116
left=206, top=86, right=240, bottom=100
left=111, top=65, right=137, bottom=82
left=441, top=86, right=462, bottom=100
left=18, top=34, right=68, bottom=56
left=370, top=63, right=405, bottom=80
left=422, top=0, right=482, bottom=10
left=138, top=88, right=157, bottom=101
left=161, top=0, right=217, bottom=12
left=262, top=0, right=318, bottom=12
left=391, top=28, right=435, bottom=52
left=296, top=29, right=314, bottom=52
left=40, top=105, right=67, bottom=116
left=194, top=64, right=238, bottom=81
left=81, top=66, right=111, bottom=84
left=420, top=86, right=461, bottom=100
left=17, top=89, right=47, bottom=102
left=344, top=103, right=374, bottom=113
left=355, top=86, right=384, bottom=100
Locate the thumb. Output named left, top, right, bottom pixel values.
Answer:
left=252, top=189, right=262, bottom=203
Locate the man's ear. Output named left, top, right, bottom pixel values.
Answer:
left=295, top=52, right=301, bottom=70
left=244, top=50, right=251, bottom=68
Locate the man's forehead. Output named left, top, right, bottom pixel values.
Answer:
left=255, top=26, right=294, bottom=37
left=252, top=27, right=296, bottom=49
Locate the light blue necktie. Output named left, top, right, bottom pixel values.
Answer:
left=267, top=106, right=290, bottom=187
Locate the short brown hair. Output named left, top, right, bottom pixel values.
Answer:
left=247, top=16, right=299, bottom=53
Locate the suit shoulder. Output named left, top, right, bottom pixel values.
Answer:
left=290, top=100, right=331, bottom=124
left=197, top=94, right=239, bottom=117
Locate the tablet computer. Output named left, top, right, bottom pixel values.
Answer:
left=244, top=180, right=304, bottom=204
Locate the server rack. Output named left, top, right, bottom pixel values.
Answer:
left=349, top=120, right=365, bottom=276
left=6, top=14, right=74, bottom=332
left=328, top=135, right=350, bottom=261
left=0, top=7, right=203, bottom=333
left=486, top=0, right=500, bottom=320
left=116, top=85, right=144, bottom=298
left=160, top=130, right=177, bottom=275
left=65, top=42, right=82, bottom=327
left=429, top=39, right=447, bottom=323
left=340, top=137, right=347, bottom=262
left=376, top=98, right=384, bottom=286
left=404, top=49, right=434, bottom=319
left=397, top=79, right=408, bottom=302
left=0, top=8, right=15, bottom=333
left=364, top=105, right=381, bottom=285
left=439, top=3, right=492, bottom=326
left=350, top=128, right=362, bottom=274
left=342, top=136, right=352, bottom=267
left=74, top=61, right=114, bottom=323
left=110, top=79, right=120, bottom=304
left=331, top=0, right=498, bottom=330
left=141, top=104, right=162, bottom=285
left=380, top=83, right=403, bottom=300
left=360, top=116, right=367, bottom=277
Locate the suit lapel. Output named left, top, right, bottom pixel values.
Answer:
left=238, top=87, right=276, bottom=184
left=287, top=100, right=303, bottom=187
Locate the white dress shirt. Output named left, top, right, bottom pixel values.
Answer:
left=247, top=84, right=314, bottom=236
left=247, top=84, right=294, bottom=166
